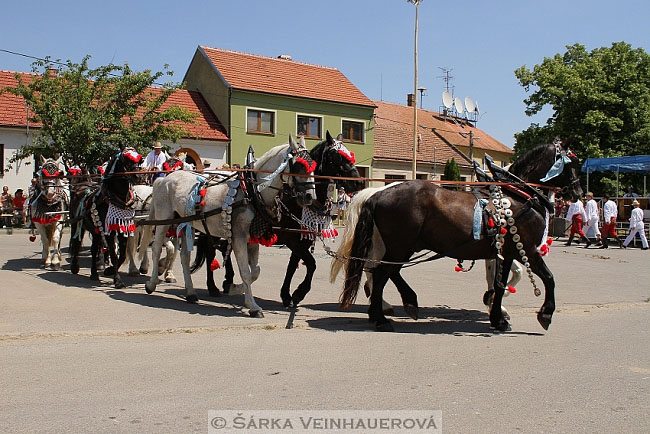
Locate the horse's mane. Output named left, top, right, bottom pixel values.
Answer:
left=508, top=143, right=553, bottom=179
left=254, top=144, right=290, bottom=169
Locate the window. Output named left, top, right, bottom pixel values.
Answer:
left=342, top=120, right=364, bottom=143
left=297, top=115, right=322, bottom=139
left=247, top=109, right=275, bottom=134
left=384, top=174, right=405, bottom=185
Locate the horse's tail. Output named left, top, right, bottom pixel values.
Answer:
left=330, top=187, right=383, bottom=284
left=339, top=199, right=377, bottom=310
left=190, top=232, right=207, bottom=273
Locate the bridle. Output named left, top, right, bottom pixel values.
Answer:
left=36, top=161, right=66, bottom=205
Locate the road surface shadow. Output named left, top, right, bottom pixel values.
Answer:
left=305, top=304, right=544, bottom=336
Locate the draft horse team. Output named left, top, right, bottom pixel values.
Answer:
left=28, top=134, right=583, bottom=333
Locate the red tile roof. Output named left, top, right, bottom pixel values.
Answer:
left=373, top=101, right=513, bottom=165
left=0, top=70, right=228, bottom=141
left=199, top=46, right=375, bottom=108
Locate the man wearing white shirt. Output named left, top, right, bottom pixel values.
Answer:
left=600, top=194, right=624, bottom=248
left=584, top=192, right=601, bottom=244
left=622, top=200, right=648, bottom=249
left=143, top=142, right=167, bottom=183
left=565, top=198, right=591, bottom=247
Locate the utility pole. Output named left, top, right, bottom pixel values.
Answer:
left=408, top=0, right=422, bottom=180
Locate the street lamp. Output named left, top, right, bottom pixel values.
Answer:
left=408, top=0, right=422, bottom=180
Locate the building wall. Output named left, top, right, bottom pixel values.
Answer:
left=371, top=159, right=474, bottom=188
left=0, top=127, right=36, bottom=192
left=229, top=90, right=374, bottom=166
left=164, top=138, right=228, bottom=171
left=184, top=50, right=231, bottom=137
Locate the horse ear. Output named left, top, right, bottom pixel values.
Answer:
left=39, top=155, right=46, bottom=165
left=55, top=156, right=63, bottom=167
left=298, top=135, right=306, bottom=149
left=336, top=134, right=343, bottom=142
left=288, top=134, right=298, bottom=151
left=326, top=130, right=333, bottom=144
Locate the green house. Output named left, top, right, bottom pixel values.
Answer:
left=183, top=46, right=375, bottom=177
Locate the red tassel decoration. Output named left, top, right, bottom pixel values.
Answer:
left=200, top=200, right=206, bottom=207
left=454, top=265, right=463, bottom=272
left=210, top=259, right=220, bottom=271
left=546, top=238, right=553, bottom=246
left=29, top=235, right=36, bottom=242
left=487, top=217, right=495, bottom=228
left=500, top=227, right=507, bottom=235
left=507, top=285, right=517, bottom=294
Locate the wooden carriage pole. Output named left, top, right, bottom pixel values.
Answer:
left=409, top=0, right=422, bottom=180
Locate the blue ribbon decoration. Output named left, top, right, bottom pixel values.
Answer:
left=541, top=155, right=571, bottom=182
left=177, top=175, right=206, bottom=251
left=473, top=199, right=488, bottom=240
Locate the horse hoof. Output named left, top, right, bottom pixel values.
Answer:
left=208, top=288, right=221, bottom=297
left=382, top=307, right=395, bottom=316
left=144, top=282, right=155, bottom=294
left=114, top=281, right=126, bottom=289
left=222, top=281, right=232, bottom=294
left=404, top=303, right=419, bottom=320
left=249, top=310, right=264, bottom=318
left=165, top=277, right=177, bottom=283
left=127, top=271, right=140, bottom=277
left=502, top=309, right=511, bottom=321
left=375, top=321, right=394, bottom=332
left=492, top=320, right=511, bottom=332
left=281, top=296, right=292, bottom=308
left=139, top=267, right=149, bottom=275
left=90, top=274, right=100, bottom=281
left=71, top=264, right=79, bottom=275
left=104, top=266, right=115, bottom=277
left=51, top=264, right=61, bottom=271
left=186, top=294, right=198, bottom=304
left=537, top=312, right=552, bottom=330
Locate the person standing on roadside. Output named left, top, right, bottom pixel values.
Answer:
left=622, top=200, right=648, bottom=250
left=584, top=192, right=602, bottom=245
left=600, top=194, right=624, bottom=249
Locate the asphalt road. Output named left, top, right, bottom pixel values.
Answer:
left=1, top=229, right=648, bottom=433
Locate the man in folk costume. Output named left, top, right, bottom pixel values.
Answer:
left=143, top=141, right=167, bottom=183
left=565, top=197, right=591, bottom=247
left=584, top=192, right=602, bottom=245
left=622, top=199, right=648, bottom=250
left=600, top=193, right=624, bottom=249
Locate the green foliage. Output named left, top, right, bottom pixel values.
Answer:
left=1, top=56, right=197, bottom=170
left=514, top=42, right=650, bottom=160
left=442, top=158, right=460, bottom=189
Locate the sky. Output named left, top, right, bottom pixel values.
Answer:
left=2, top=0, right=649, bottom=149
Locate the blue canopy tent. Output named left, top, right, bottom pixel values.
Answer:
left=581, top=155, right=650, bottom=196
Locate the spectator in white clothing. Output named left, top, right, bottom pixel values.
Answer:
left=622, top=200, right=648, bottom=249
left=143, top=141, right=167, bottom=183
left=584, top=192, right=601, bottom=244
left=600, top=193, right=624, bottom=249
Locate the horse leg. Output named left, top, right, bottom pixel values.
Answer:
left=229, top=235, right=263, bottom=317
left=105, top=234, right=125, bottom=289
left=529, top=255, right=555, bottom=330
left=69, top=225, right=83, bottom=275
left=35, top=223, right=50, bottom=268
left=390, top=269, right=419, bottom=320
left=204, top=241, right=220, bottom=297
left=144, top=224, right=169, bottom=294
left=89, top=234, right=100, bottom=281
left=291, top=248, right=316, bottom=307
left=248, top=243, right=261, bottom=283
left=126, top=229, right=140, bottom=276
left=163, top=238, right=178, bottom=283
left=484, top=259, right=511, bottom=321
left=222, top=247, right=234, bottom=294
left=50, top=222, right=63, bottom=270
left=138, top=228, right=150, bottom=275
left=179, top=232, right=198, bottom=303
left=368, top=264, right=394, bottom=332
left=280, top=252, right=300, bottom=307
left=489, top=257, right=511, bottom=331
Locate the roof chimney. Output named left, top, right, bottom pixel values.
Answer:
left=407, top=93, right=415, bottom=107
left=277, top=54, right=292, bottom=61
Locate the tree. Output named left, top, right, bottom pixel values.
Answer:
left=514, top=42, right=650, bottom=160
left=442, top=158, right=460, bottom=189
left=2, top=56, right=197, bottom=171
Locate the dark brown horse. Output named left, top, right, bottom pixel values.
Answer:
left=335, top=140, right=582, bottom=332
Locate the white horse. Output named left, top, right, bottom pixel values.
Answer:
left=139, top=136, right=317, bottom=317
left=31, top=156, right=68, bottom=270
left=126, top=154, right=192, bottom=280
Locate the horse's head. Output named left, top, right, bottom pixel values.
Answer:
left=287, top=135, right=317, bottom=206
left=37, top=156, right=65, bottom=203
left=509, top=139, right=583, bottom=201
left=163, top=153, right=187, bottom=172
left=108, top=147, right=143, bottom=184
left=312, top=131, right=364, bottom=196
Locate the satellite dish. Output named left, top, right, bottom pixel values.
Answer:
left=474, top=100, right=480, bottom=115
left=454, top=97, right=464, bottom=113
left=442, top=91, right=453, bottom=109
left=464, top=97, right=475, bottom=113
